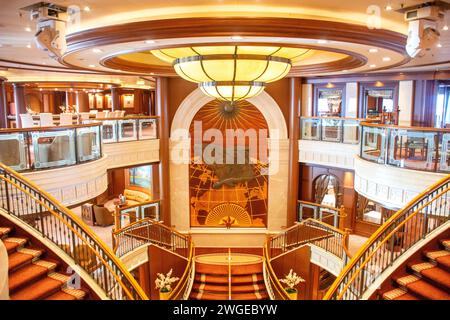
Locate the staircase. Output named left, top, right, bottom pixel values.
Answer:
left=381, top=237, right=450, bottom=300
left=189, top=257, right=268, bottom=300
left=1, top=224, right=88, bottom=300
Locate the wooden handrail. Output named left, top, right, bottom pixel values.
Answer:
left=0, top=162, right=148, bottom=300
left=263, top=243, right=291, bottom=300
left=168, top=240, right=194, bottom=300
left=360, top=121, right=450, bottom=132
left=298, top=200, right=345, bottom=216
left=324, top=174, right=450, bottom=300
left=94, top=116, right=159, bottom=121
left=300, top=116, right=375, bottom=122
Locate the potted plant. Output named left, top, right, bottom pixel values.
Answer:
left=279, top=269, right=305, bottom=300
left=155, top=268, right=179, bottom=300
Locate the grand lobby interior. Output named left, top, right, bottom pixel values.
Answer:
left=0, top=0, right=449, bottom=302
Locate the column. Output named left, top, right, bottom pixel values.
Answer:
left=13, top=83, right=27, bottom=128
left=111, top=87, right=120, bottom=111
left=155, top=77, right=171, bottom=226
left=287, top=77, right=302, bottom=226
left=76, top=91, right=90, bottom=112
left=0, top=78, right=7, bottom=128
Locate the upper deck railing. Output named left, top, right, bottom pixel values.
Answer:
left=300, top=117, right=377, bottom=144
left=0, top=116, right=159, bottom=173
left=360, top=122, right=450, bottom=173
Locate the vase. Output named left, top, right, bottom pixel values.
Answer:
left=159, top=291, right=171, bottom=300
left=286, top=289, right=298, bottom=300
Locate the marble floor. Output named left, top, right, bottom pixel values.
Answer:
left=72, top=206, right=114, bottom=249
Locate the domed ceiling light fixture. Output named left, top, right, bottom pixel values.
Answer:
left=151, top=45, right=310, bottom=104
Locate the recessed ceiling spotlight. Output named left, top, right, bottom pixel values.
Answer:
left=150, top=72, right=155, bottom=75
left=317, top=40, right=328, bottom=44
left=231, top=36, right=244, bottom=40
left=342, top=69, right=348, bottom=72
left=369, top=64, right=376, bottom=68
left=26, top=44, right=31, bottom=49
left=25, top=27, right=32, bottom=32
left=39, top=88, right=43, bottom=91
left=385, top=5, right=393, bottom=11
left=437, top=43, right=443, bottom=48
left=369, top=48, right=378, bottom=53
left=92, top=48, right=103, bottom=53
left=145, top=40, right=155, bottom=44
left=83, top=6, right=91, bottom=12
left=443, top=25, right=449, bottom=31
left=88, top=64, right=96, bottom=68
left=382, top=56, right=391, bottom=61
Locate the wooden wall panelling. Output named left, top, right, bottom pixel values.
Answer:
left=270, top=246, right=311, bottom=300
left=13, top=84, right=26, bottom=127
left=412, top=80, right=438, bottom=127
left=147, top=245, right=188, bottom=300
left=0, top=79, right=7, bottom=128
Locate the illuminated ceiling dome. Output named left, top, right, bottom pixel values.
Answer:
left=151, top=45, right=311, bottom=103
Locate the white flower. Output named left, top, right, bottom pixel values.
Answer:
left=279, top=269, right=305, bottom=289
left=155, top=268, right=180, bottom=292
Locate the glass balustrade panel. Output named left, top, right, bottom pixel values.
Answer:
left=300, top=118, right=320, bottom=140
left=31, top=129, right=76, bottom=169
left=138, top=119, right=158, bottom=140
left=76, top=126, right=101, bottom=162
left=439, top=133, right=450, bottom=172
left=361, top=126, right=387, bottom=164
left=387, top=129, right=437, bottom=171
left=101, top=120, right=117, bottom=143
left=140, top=202, right=160, bottom=221
left=118, top=120, right=137, bottom=142
left=343, top=120, right=360, bottom=144
left=0, top=133, right=28, bottom=171
left=321, top=118, right=343, bottom=142
left=119, top=207, right=140, bottom=228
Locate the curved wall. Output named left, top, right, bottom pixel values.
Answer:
left=354, top=156, right=447, bottom=209
left=23, top=156, right=109, bottom=207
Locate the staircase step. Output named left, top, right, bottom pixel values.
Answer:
left=10, top=276, right=65, bottom=300
left=9, top=262, right=54, bottom=293
left=395, top=275, right=450, bottom=300
left=441, top=239, right=450, bottom=250
left=190, top=291, right=268, bottom=300
left=0, top=227, right=11, bottom=238
left=425, top=250, right=450, bottom=271
left=8, top=248, right=44, bottom=272
left=2, top=237, right=28, bottom=253
left=382, top=288, right=420, bottom=300
left=192, top=283, right=229, bottom=293
left=413, top=266, right=450, bottom=292
left=45, top=288, right=87, bottom=300
left=194, top=273, right=264, bottom=284
left=195, top=262, right=263, bottom=276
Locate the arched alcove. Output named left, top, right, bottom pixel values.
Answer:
left=169, top=88, right=289, bottom=244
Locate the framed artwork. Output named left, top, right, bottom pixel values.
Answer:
left=123, top=94, right=134, bottom=109
left=88, top=94, right=94, bottom=109
left=128, top=165, right=152, bottom=189
left=95, top=94, right=104, bottom=109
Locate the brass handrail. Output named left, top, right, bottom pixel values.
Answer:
left=324, top=175, right=450, bottom=300
left=0, top=162, right=148, bottom=300
left=263, top=218, right=350, bottom=300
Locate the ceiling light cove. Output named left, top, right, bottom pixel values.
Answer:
left=151, top=45, right=308, bottom=103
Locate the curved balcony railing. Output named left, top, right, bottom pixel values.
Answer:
left=324, top=175, right=450, bottom=300
left=112, top=218, right=194, bottom=300
left=360, top=122, right=450, bottom=173
left=0, top=123, right=102, bottom=172
left=84, top=116, right=158, bottom=143
left=300, top=117, right=377, bottom=144
left=0, top=162, right=148, bottom=300
left=263, top=219, right=351, bottom=300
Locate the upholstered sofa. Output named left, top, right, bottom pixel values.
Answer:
left=93, top=204, right=115, bottom=227
left=123, top=189, right=151, bottom=205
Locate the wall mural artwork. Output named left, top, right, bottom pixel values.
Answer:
left=189, top=100, right=269, bottom=228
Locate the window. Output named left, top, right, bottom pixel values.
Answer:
left=314, top=174, right=341, bottom=208
left=360, top=82, right=398, bottom=119
left=435, top=83, right=450, bottom=128
left=314, top=84, right=345, bottom=117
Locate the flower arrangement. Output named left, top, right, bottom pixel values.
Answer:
left=155, top=268, right=179, bottom=293
left=279, top=269, right=305, bottom=294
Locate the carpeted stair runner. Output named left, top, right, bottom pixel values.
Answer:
left=382, top=238, right=450, bottom=300
left=1, top=224, right=87, bottom=300
left=190, top=259, right=268, bottom=300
